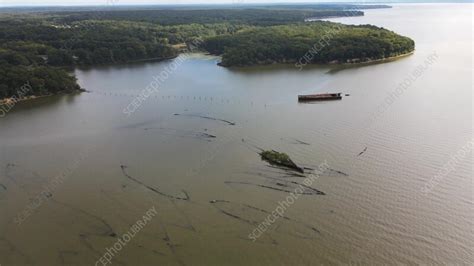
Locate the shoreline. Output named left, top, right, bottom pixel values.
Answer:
left=125, top=55, right=178, bottom=63
left=0, top=89, right=86, bottom=106
left=0, top=55, right=182, bottom=105
left=338, top=51, right=414, bottom=66
left=218, top=50, right=414, bottom=68
left=75, top=55, right=179, bottom=70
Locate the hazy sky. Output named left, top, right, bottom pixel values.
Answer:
left=0, top=0, right=468, bottom=6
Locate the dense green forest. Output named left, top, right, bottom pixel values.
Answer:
left=202, top=22, right=415, bottom=67
left=0, top=5, right=413, bottom=100
left=53, top=9, right=363, bottom=26
left=0, top=64, right=80, bottom=99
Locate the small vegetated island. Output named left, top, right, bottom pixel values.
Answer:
left=0, top=4, right=414, bottom=100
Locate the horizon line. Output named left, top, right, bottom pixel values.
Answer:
left=1, top=1, right=473, bottom=8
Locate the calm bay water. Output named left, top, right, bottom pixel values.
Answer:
left=0, top=4, right=472, bottom=265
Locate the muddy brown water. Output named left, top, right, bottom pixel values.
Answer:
left=0, top=4, right=472, bottom=265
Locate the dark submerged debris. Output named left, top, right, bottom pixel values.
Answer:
left=242, top=170, right=304, bottom=180
left=281, top=137, right=311, bottom=145
left=201, top=133, right=217, bottom=139
left=136, top=244, right=167, bottom=256
left=209, top=200, right=321, bottom=239
left=210, top=200, right=275, bottom=225
left=0, top=184, right=6, bottom=191
left=155, top=219, right=186, bottom=266
left=173, top=113, right=236, bottom=126
left=51, top=199, right=117, bottom=238
left=265, top=166, right=306, bottom=177
left=325, top=168, right=349, bottom=176
left=293, top=139, right=311, bottom=145
left=357, top=147, right=368, bottom=157
left=120, top=165, right=190, bottom=201
left=260, top=150, right=303, bottom=173
left=225, top=180, right=325, bottom=195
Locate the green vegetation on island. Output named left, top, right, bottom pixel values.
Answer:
left=260, top=150, right=303, bottom=173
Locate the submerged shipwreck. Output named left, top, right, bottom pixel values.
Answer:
left=260, top=150, right=304, bottom=173
left=298, top=92, right=342, bottom=102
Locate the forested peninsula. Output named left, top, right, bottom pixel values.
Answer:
left=203, top=23, right=415, bottom=67
left=0, top=5, right=414, bottom=100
